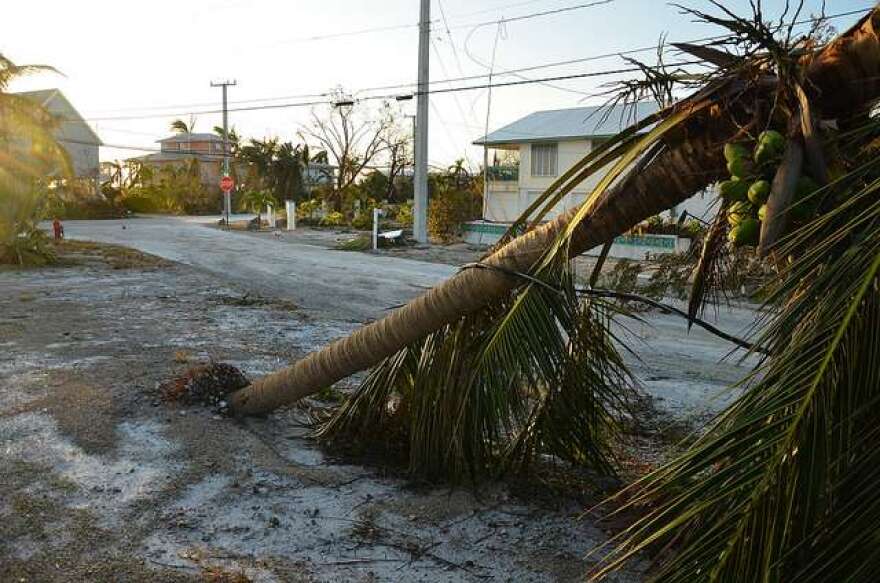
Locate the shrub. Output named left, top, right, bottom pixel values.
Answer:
left=320, top=211, right=345, bottom=227
left=0, top=178, right=57, bottom=267
left=121, top=194, right=159, bottom=214
left=296, top=199, right=321, bottom=223
left=0, top=227, right=56, bottom=267
left=427, top=189, right=481, bottom=243
left=48, top=196, right=124, bottom=219
left=395, top=201, right=413, bottom=226
left=350, top=210, right=374, bottom=230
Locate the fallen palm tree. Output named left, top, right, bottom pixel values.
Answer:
left=225, top=3, right=880, bottom=579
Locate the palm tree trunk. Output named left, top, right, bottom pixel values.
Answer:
left=230, top=113, right=734, bottom=415
left=230, top=8, right=880, bottom=416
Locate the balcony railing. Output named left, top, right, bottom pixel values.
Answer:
left=486, top=165, right=519, bottom=181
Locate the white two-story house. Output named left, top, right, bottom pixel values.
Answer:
left=469, top=102, right=715, bottom=253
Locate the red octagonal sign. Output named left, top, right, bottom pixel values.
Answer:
left=220, top=175, right=234, bottom=192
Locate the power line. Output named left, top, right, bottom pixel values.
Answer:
left=261, top=0, right=611, bottom=45
left=68, top=60, right=702, bottom=125
left=76, top=5, right=870, bottom=119
left=450, top=0, right=613, bottom=29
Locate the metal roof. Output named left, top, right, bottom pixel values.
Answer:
left=473, top=101, right=659, bottom=146
left=15, top=88, right=103, bottom=146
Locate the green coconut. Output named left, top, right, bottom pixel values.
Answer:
left=758, top=204, right=768, bottom=222
left=727, top=157, right=753, bottom=179
left=724, top=142, right=750, bottom=163
left=758, top=130, right=785, bottom=153
left=748, top=180, right=771, bottom=205
left=720, top=179, right=750, bottom=202
left=728, top=218, right=761, bottom=247
left=728, top=201, right=753, bottom=226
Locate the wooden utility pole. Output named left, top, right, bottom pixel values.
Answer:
left=413, top=0, right=430, bottom=243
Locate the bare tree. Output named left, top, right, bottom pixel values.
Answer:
left=381, top=129, right=411, bottom=201
left=300, top=90, right=395, bottom=210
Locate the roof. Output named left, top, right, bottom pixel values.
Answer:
left=133, top=152, right=223, bottom=163
left=15, top=88, right=103, bottom=146
left=158, top=133, right=223, bottom=143
left=473, top=102, right=659, bottom=146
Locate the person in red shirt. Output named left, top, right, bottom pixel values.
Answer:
left=52, top=218, right=64, bottom=240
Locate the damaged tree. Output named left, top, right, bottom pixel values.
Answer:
left=224, top=4, right=880, bottom=580
left=229, top=7, right=880, bottom=415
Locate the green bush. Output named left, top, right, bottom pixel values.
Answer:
left=296, top=199, right=321, bottom=223
left=320, top=211, right=345, bottom=227
left=350, top=210, right=374, bottom=230
left=395, top=201, right=413, bottom=226
left=121, top=195, right=159, bottom=214
left=0, top=227, right=56, bottom=267
left=48, top=196, right=123, bottom=219
left=427, top=189, right=481, bottom=243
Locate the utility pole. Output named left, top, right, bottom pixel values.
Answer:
left=211, top=79, right=236, bottom=225
left=413, top=0, right=430, bottom=244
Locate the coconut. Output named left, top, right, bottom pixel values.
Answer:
left=724, top=142, right=750, bottom=163
left=727, top=158, right=753, bottom=179
left=720, top=179, right=750, bottom=202
left=729, top=218, right=760, bottom=247
left=758, top=130, right=785, bottom=154
left=748, top=180, right=771, bottom=205
left=728, top=201, right=753, bottom=226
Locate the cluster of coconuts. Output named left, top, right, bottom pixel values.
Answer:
left=719, top=130, right=820, bottom=247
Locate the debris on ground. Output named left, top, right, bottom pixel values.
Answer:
left=160, top=362, right=250, bottom=411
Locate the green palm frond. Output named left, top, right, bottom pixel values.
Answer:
left=318, top=255, right=636, bottom=481
left=592, top=119, right=880, bottom=581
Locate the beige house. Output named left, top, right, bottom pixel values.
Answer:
left=134, top=133, right=227, bottom=187
left=134, top=134, right=337, bottom=191
left=474, top=102, right=715, bottom=224
left=14, top=88, right=102, bottom=181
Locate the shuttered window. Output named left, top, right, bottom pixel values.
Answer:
left=530, top=143, right=558, bottom=177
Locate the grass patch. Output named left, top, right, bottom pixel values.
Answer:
left=52, top=240, right=170, bottom=269
left=335, top=234, right=372, bottom=251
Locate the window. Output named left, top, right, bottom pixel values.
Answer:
left=530, top=143, right=557, bottom=177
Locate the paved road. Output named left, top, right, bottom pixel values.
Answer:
left=61, top=216, right=455, bottom=321
left=59, top=215, right=760, bottom=416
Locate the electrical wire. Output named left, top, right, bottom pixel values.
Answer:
left=76, top=6, right=870, bottom=118
left=68, top=60, right=702, bottom=124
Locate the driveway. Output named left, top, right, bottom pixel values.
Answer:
left=60, top=216, right=455, bottom=322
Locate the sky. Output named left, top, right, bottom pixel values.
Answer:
left=4, top=0, right=873, bottom=170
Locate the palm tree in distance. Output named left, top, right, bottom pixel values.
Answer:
left=169, top=115, right=196, bottom=135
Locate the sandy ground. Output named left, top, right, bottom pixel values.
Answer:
left=2, top=219, right=763, bottom=581
left=1, top=244, right=647, bottom=582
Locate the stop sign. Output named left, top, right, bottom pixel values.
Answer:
left=220, top=175, right=234, bottom=192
